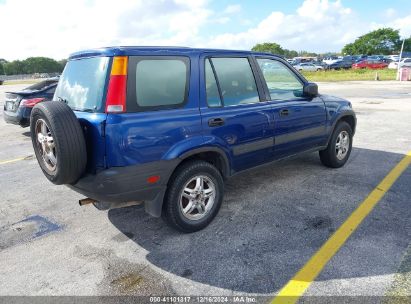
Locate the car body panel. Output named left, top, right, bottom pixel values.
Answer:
left=269, top=96, right=328, bottom=158
left=74, top=111, right=107, bottom=173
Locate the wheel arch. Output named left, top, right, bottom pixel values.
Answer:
left=325, top=111, right=356, bottom=146
left=338, top=114, right=356, bottom=135
left=176, top=147, right=231, bottom=180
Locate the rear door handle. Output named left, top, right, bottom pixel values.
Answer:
left=208, top=118, right=225, bottom=127
left=279, top=109, right=289, bottom=116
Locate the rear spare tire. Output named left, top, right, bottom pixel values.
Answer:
left=30, top=101, right=87, bottom=185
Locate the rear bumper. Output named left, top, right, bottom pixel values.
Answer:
left=3, top=106, right=31, bottom=127
left=68, top=159, right=180, bottom=217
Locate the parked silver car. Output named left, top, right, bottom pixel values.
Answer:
left=293, top=63, right=324, bottom=72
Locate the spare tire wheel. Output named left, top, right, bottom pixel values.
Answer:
left=30, top=101, right=87, bottom=185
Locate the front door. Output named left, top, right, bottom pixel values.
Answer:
left=199, top=55, right=274, bottom=173
left=255, top=57, right=327, bottom=159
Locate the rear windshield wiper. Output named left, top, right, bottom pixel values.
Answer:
left=57, top=96, right=68, bottom=104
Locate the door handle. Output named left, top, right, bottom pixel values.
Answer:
left=208, top=118, right=225, bottom=127
left=279, top=109, right=289, bottom=116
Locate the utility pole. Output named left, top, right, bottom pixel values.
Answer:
left=397, top=39, right=405, bottom=81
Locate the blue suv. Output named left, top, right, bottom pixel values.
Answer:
left=29, top=47, right=356, bottom=232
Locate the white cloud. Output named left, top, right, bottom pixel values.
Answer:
left=0, top=0, right=410, bottom=60
left=223, top=4, right=241, bottom=15
left=207, top=0, right=362, bottom=52
left=0, top=0, right=211, bottom=60
left=385, top=8, right=397, bottom=18
left=207, top=0, right=411, bottom=52
left=389, top=14, right=411, bottom=37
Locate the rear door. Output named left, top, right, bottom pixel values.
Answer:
left=199, top=55, right=274, bottom=172
left=105, top=55, right=203, bottom=167
left=254, top=57, right=327, bottom=158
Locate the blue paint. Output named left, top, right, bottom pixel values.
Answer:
left=19, top=215, right=62, bottom=238
left=0, top=215, right=62, bottom=250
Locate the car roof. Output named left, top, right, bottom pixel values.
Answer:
left=69, top=46, right=283, bottom=60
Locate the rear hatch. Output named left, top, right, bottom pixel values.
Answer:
left=53, top=56, right=110, bottom=172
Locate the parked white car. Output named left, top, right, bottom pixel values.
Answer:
left=386, top=55, right=400, bottom=62
left=388, top=58, right=411, bottom=69
left=294, top=63, right=324, bottom=72
left=323, top=56, right=342, bottom=65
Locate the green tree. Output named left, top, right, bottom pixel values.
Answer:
left=4, top=60, right=27, bottom=75
left=252, top=42, right=285, bottom=55
left=342, top=28, right=402, bottom=55
left=284, top=49, right=298, bottom=58
left=402, top=36, right=411, bottom=52
left=251, top=42, right=302, bottom=58
left=58, top=59, right=67, bottom=70
left=23, top=57, right=62, bottom=74
left=298, top=51, right=319, bottom=57
left=1, top=57, right=64, bottom=75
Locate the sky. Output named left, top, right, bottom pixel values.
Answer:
left=0, top=0, right=410, bottom=60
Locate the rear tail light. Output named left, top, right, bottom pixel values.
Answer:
left=105, top=56, right=128, bottom=113
left=20, top=98, right=45, bottom=108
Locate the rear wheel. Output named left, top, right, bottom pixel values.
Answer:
left=30, top=101, right=87, bottom=185
left=162, top=160, right=224, bottom=232
left=319, top=121, right=353, bottom=168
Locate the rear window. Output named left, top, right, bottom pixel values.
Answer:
left=25, top=80, right=57, bottom=91
left=126, top=56, right=189, bottom=111
left=54, top=57, right=109, bottom=112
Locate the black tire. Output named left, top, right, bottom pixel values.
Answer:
left=30, top=101, right=87, bottom=185
left=162, top=160, right=224, bottom=233
left=319, top=121, right=353, bottom=168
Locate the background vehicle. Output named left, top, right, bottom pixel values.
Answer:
left=326, top=60, right=353, bottom=70
left=323, top=56, right=341, bottom=65
left=29, top=47, right=356, bottom=232
left=388, top=58, right=411, bottom=69
left=293, top=62, right=324, bottom=71
left=385, top=55, right=400, bottom=62
left=352, top=59, right=388, bottom=69
left=3, top=78, right=58, bottom=127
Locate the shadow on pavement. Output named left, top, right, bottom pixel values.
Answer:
left=108, top=147, right=410, bottom=293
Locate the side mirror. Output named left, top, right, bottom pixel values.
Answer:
left=303, top=82, right=318, bottom=97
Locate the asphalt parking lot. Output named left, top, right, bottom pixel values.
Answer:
left=0, top=81, right=410, bottom=302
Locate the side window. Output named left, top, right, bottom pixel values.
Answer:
left=210, top=57, right=260, bottom=107
left=205, top=59, right=222, bottom=107
left=135, top=58, right=188, bottom=108
left=256, top=58, right=304, bottom=101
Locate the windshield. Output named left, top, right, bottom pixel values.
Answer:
left=54, top=56, right=109, bottom=112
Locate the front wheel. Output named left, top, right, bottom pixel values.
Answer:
left=162, top=160, right=224, bottom=232
left=319, top=121, right=353, bottom=168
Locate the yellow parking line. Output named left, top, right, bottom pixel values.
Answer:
left=0, top=155, right=33, bottom=165
left=271, top=150, right=411, bottom=304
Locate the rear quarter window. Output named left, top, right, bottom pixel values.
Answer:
left=126, top=56, right=190, bottom=112
left=54, top=57, right=109, bottom=112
